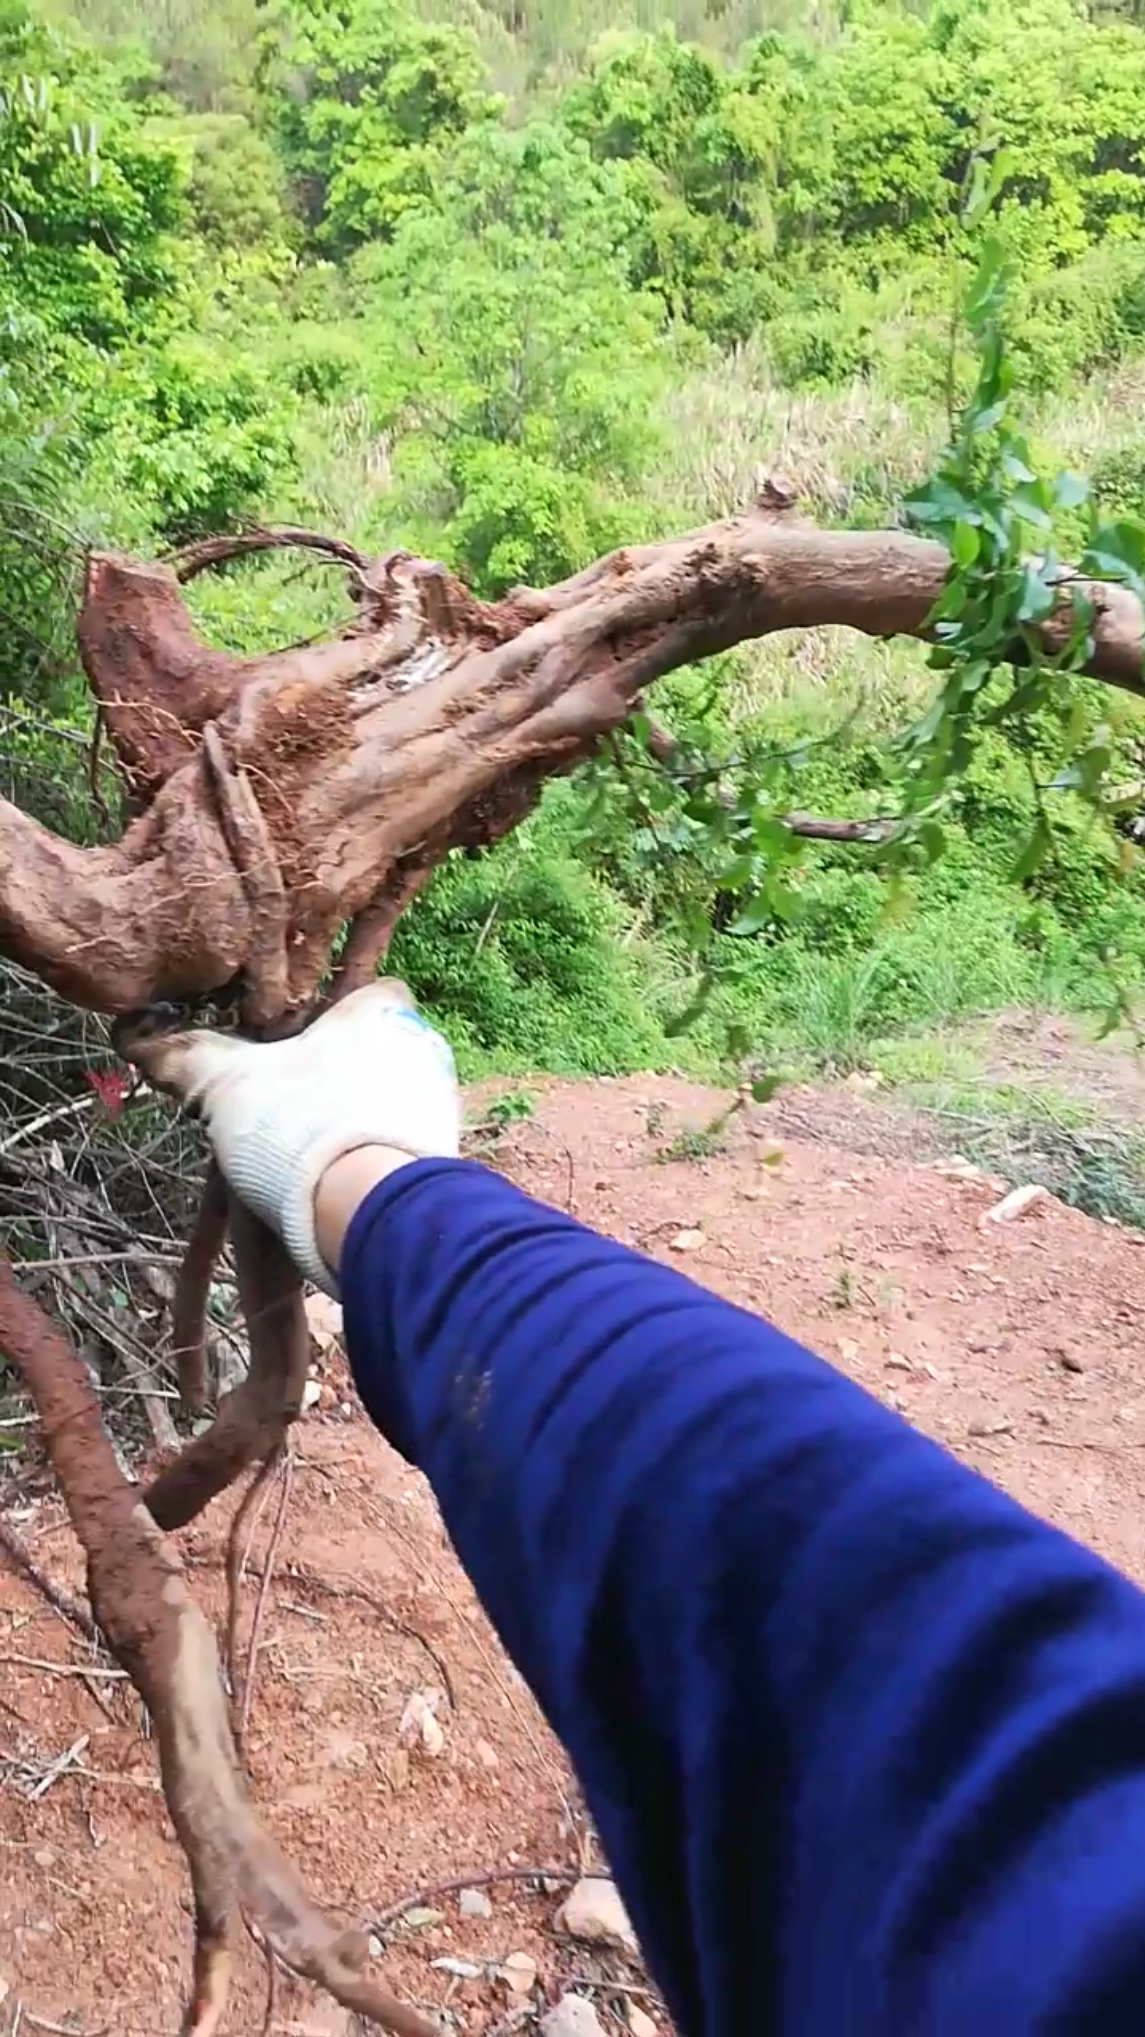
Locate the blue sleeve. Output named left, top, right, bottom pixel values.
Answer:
left=342, top=1157, right=1145, bottom=2037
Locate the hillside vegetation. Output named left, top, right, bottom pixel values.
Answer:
left=6, top=0, right=1145, bottom=1079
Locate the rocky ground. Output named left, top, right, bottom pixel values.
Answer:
left=3, top=1069, right=1145, bottom=2036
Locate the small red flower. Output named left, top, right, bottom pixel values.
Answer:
left=84, top=1067, right=128, bottom=1122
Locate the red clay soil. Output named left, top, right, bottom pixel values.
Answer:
left=3, top=1074, right=1145, bottom=2035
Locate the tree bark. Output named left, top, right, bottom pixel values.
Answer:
left=2, top=511, right=1140, bottom=1026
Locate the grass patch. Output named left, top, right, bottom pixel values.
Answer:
left=870, top=1048, right=1145, bottom=1231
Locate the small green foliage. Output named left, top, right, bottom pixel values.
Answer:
left=657, top=1112, right=734, bottom=1164
left=896, top=154, right=1145, bottom=985
left=467, top=1085, right=536, bottom=1142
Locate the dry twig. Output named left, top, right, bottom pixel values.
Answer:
left=240, top=1444, right=295, bottom=1748
left=373, top=1864, right=585, bottom=1935
left=0, top=1517, right=96, bottom=1640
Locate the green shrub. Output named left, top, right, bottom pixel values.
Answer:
left=445, top=441, right=628, bottom=594
left=767, top=305, right=880, bottom=390
left=103, top=343, right=298, bottom=543
left=387, top=829, right=670, bottom=1077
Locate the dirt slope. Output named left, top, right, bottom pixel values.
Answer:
left=3, top=1075, right=1145, bottom=2035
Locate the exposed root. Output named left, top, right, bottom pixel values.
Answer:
left=171, top=1163, right=230, bottom=1415
left=225, top=1449, right=283, bottom=1733
left=200, top=723, right=289, bottom=1029
left=240, top=1446, right=294, bottom=1748
left=328, top=857, right=434, bottom=1003
left=167, top=527, right=366, bottom=585
left=223, top=1444, right=295, bottom=1758
left=0, top=1259, right=437, bottom=2037
left=145, top=1201, right=310, bottom=1533
left=190, top=1545, right=458, bottom=1713
left=3, top=501, right=1142, bottom=2030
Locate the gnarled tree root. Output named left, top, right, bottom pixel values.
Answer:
left=145, top=1201, right=310, bottom=1533
left=171, top=1162, right=229, bottom=1415
left=0, top=1260, right=436, bottom=2037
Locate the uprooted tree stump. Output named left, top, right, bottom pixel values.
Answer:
left=0, top=493, right=1141, bottom=2034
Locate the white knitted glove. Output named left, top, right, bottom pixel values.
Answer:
left=133, top=980, right=459, bottom=1296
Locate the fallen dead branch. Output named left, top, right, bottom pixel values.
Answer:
left=15, top=2006, right=112, bottom=2037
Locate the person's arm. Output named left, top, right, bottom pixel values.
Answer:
left=132, top=987, right=1145, bottom=2037
left=338, top=1158, right=1145, bottom=2037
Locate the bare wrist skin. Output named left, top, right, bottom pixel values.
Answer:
left=314, top=1145, right=414, bottom=1274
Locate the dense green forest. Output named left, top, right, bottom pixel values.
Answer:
left=6, top=0, right=1145, bottom=1080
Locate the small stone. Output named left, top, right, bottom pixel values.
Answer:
left=378, top=1747, right=410, bottom=1794
left=984, top=1182, right=1050, bottom=1225
left=502, top=1950, right=537, bottom=1996
left=402, top=1907, right=445, bottom=1931
left=934, top=1155, right=981, bottom=1180
left=628, top=2008, right=658, bottom=2037
left=304, top=1291, right=344, bottom=1354
left=558, top=1877, right=640, bottom=1960
left=541, top=1996, right=607, bottom=2037
left=399, top=1688, right=446, bottom=1758
left=459, top=1887, right=492, bottom=1919
left=474, top=1738, right=499, bottom=1771
left=302, top=1378, right=323, bottom=1413
left=368, top=1936, right=384, bottom=1959
left=1060, top=1352, right=1086, bottom=1374
left=432, top=1957, right=483, bottom=1979
left=669, top=1228, right=705, bottom=1253
left=885, top=1353, right=912, bottom=1373
left=33, top=1846, right=55, bottom=1868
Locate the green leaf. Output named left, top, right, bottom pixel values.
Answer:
left=1053, top=471, right=1089, bottom=511
left=917, top=817, right=946, bottom=863
left=729, top=894, right=774, bottom=936
left=1015, top=562, right=1055, bottom=623
left=750, top=1072, right=783, bottom=1104
left=663, top=974, right=715, bottom=1038
left=718, top=854, right=756, bottom=890
left=1010, top=815, right=1052, bottom=882
left=950, top=520, right=980, bottom=568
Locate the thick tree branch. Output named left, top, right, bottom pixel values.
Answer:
left=4, top=511, right=1139, bottom=1027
